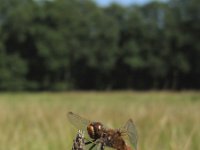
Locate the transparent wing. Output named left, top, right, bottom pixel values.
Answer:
left=67, top=112, right=91, bottom=131
left=123, top=119, right=138, bottom=150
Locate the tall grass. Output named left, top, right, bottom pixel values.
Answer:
left=0, top=91, right=199, bottom=150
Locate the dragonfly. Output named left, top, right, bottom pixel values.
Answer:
left=68, top=112, right=138, bottom=150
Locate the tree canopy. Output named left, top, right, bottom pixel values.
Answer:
left=0, top=0, right=199, bottom=91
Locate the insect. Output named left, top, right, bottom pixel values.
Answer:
left=67, top=112, right=138, bottom=150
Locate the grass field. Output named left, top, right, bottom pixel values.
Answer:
left=0, top=91, right=199, bottom=150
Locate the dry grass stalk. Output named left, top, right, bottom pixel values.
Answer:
left=72, top=130, right=85, bottom=150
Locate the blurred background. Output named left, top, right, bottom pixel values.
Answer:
left=0, top=0, right=200, bottom=91
left=0, top=0, right=200, bottom=150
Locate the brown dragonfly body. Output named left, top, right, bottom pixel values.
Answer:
left=68, top=112, right=137, bottom=150
left=98, top=128, right=129, bottom=150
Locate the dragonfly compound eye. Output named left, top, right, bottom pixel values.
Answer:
left=87, top=124, right=95, bottom=139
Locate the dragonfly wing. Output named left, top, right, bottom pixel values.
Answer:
left=123, top=119, right=138, bottom=150
left=67, top=112, right=91, bottom=131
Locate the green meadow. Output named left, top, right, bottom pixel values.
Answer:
left=0, top=92, right=199, bottom=150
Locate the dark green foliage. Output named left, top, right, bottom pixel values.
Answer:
left=0, top=0, right=199, bottom=90
left=0, top=51, right=27, bottom=90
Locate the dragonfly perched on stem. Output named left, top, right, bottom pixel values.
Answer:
left=68, top=112, right=138, bottom=150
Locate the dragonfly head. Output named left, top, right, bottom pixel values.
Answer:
left=87, top=122, right=103, bottom=139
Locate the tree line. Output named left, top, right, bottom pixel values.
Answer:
left=0, top=0, right=199, bottom=91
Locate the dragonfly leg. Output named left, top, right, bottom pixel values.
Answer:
left=100, top=143, right=105, bottom=150
left=85, top=141, right=92, bottom=145
left=85, top=139, right=96, bottom=145
left=88, top=144, right=96, bottom=150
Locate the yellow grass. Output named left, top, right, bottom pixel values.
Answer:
left=0, top=91, right=199, bottom=150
